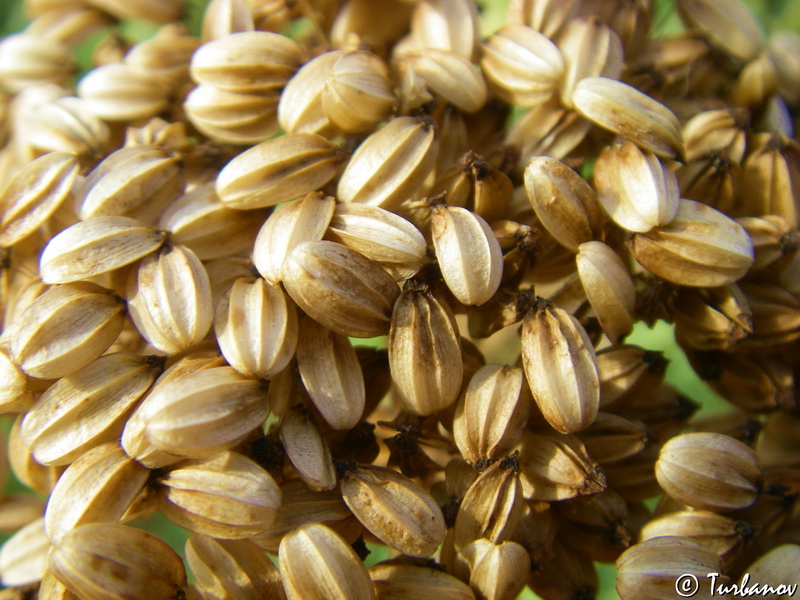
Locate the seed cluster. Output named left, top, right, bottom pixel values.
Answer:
left=0, top=0, right=799, bottom=598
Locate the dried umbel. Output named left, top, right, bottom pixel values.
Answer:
left=2, top=0, right=800, bottom=598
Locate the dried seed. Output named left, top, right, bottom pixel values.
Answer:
left=295, top=316, right=365, bottom=431
left=280, top=404, right=337, bottom=491
left=126, top=242, right=213, bottom=355
left=282, top=240, right=400, bottom=338
left=142, top=366, right=270, bottom=458
left=626, top=199, right=755, bottom=288
left=480, top=24, right=564, bottom=108
left=400, top=49, right=487, bottom=113
left=369, top=563, right=475, bottom=600
left=337, top=116, right=438, bottom=211
left=572, top=77, right=683, bottom=160
left=431, top=205, right=503, bottom=306
left=121, top=350, right=226, bottom=469
left=252, top=479, right=353, bottom=552
left=78, top=145, right=184, bottom=224
left=0, top=152, right=78, bottom=248
left=655, top=432, right=761, bottom=511
left=389, top=280, right=463, bottom=416
left=524, top=156, right=605, bottom=252
left=49, top=523, right=187, bottom=600
left=324, top=202, right=427, bottom=279
left=278, top=50, right=343, bottom=135
left=215, top=277, right=298, bottom=379
left=411, top=0, right=478, bottom=60
left=0, top=34, right=74, bottom=92
left=322, top=50, right=396, bottom=133
left=44, top=442, right=149, bottom=543
left=183, top=84, right=280, bottom=144
left=157, top=182, right=266, bottom=260
left=593, top=139, right=680, bottom=233
left=279, top=523, right=375, bottom=600
left=516, top=431, right=606, bottom=501
left=459, top=539, right=530, bottom=600
left=17, top=95, right=110, bottom=159
left=186, top=534, right=283, bottom=600
left=157, top=451, right=281, bottom=539
left=77, top=63, right=172, bottom=122
left=454, top=457, right=524, bottom=552
left=616, top=536, right=725, bottom=600
left=0, top=518, right=49, bottom=587
left=453, top=363, right=530, bottom=464
left=252, top=191, right=335, bottom=284
left=9, top=282, right=126, bottom=379
left=521, top=299, right=600, bottom=434
left=20, top=353, right=162, bottom=466
left=576, top=241, right=635, bottom=344
left=190, top=31, right=304, bottom=93
left=216, top=134, right=343, bottom=209
left=557, top=17, right=623, bottom=109
left=676, top=0, right=763, bottom=62
left=340, top=463, right=446, bottom=558
left=39, top=216, right=166, bottom=284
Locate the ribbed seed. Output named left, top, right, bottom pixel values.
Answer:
left=340, top=463, right=446, bottom=558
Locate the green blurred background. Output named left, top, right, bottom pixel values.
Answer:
left=0, top=0, right=799, bottom=598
